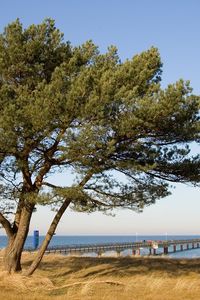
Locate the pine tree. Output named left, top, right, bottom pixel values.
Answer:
left=0, top=19, right=199, bottom=275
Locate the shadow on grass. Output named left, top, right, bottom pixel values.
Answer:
left=22, top=255, right=200, bottom=280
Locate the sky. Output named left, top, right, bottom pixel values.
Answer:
left=0, top=0, right=200, bottom=235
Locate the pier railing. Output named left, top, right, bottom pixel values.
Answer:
left=25, top=238, right=200, bottom=256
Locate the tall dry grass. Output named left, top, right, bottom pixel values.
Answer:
left=0, top=252, right=200, bottom=299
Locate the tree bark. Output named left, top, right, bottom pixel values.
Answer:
left=0, top=212, right=13, bottom=238
left=3, top=235, right=21, bottom=273
left=3, top=204, right=34, bottom=273
left=25, top=199, right=71, bottom=276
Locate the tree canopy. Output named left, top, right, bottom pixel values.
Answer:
left=0, top=19, right=199, bottom=274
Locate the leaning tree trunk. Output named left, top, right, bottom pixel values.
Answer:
left=3, top=205, right=34, bottom=273
left=25, top=199, right=71, bottom=276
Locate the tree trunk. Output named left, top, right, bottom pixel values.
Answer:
left=3, top=205, right=34, bottom=273
left=25, top=199, right=71, bottom=276
left=3, top=235, right=22, bottom=273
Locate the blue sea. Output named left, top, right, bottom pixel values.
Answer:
left=1, top=235, right=200, bottom=258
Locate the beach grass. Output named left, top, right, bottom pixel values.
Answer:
left=1, top=252, right=200, bottom=299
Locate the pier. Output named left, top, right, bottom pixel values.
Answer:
left=26, top=238, right=200, bottom=256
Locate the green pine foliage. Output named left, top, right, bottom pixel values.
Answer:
left=0, top=19, right=199, bottom=218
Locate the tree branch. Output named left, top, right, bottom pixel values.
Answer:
left=113, top=168, right=143, bottom=184
left=33, top=130, right=66, bottom=189
left=88, top=197, right=135, bottom=210
left=79, top=169, right=96, bottom=187
left=42, top=182, right=62, bottom=189
left=0, top=212, right=13, bottom=238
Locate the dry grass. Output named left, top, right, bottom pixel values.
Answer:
left=1, top=252, right=200, bottom=299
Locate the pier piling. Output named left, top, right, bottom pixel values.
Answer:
left=164, top=247, right=168, bottom=254
left=132, top=249, right=136, bottom=256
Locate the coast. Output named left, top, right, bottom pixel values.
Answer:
left=0, top=252, right=200, bottom=299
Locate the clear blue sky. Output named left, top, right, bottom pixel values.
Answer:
left=0, top=0, right=200, bottom=235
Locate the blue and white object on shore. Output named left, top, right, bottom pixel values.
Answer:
left=33, top=230, right=39, bottom=249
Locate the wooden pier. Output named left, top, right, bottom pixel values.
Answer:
left=26, top=238, right=200, bottom=257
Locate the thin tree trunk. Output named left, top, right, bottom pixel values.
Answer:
left=25, top=171, right=93, bottom=276
left=25, top=199, right=71, bottom=276
left=3, top=204, right=34, bottom=273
